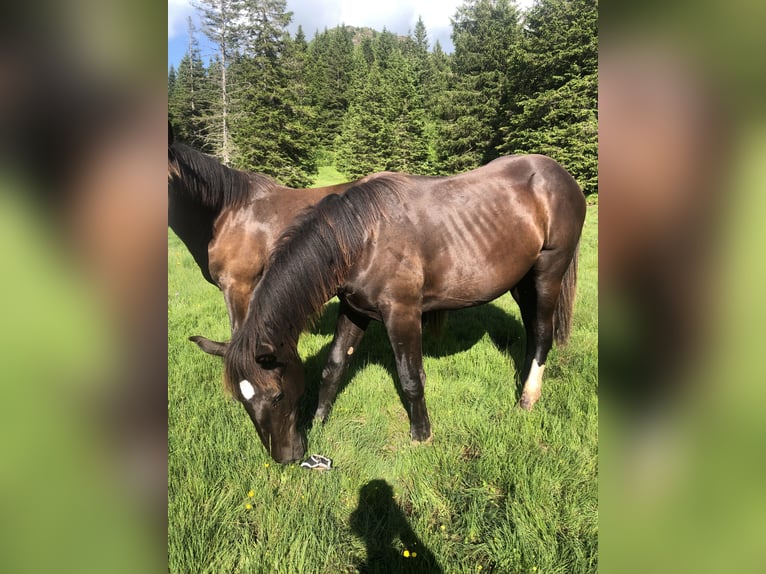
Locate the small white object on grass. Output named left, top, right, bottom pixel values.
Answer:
left=300, top=454, right=333, bottom=470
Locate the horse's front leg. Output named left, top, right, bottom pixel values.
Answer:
left=382, top=304, right=432, bottom=442
left=315, top=298, right=370, bottom=422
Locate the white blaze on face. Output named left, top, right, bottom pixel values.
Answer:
left=239, top=379, right=255, bottom=400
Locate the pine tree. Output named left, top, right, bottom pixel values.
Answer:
left=199, top=56, right=226, bottom=154
left=436, top=0, right=520, bottom=173
left=193, top=0, right=243, bottom=164
left=375, top=28, right=398, bottom=71
left=229, top=0, right=317, bottom=186
left=386, top=49, right=430, bottom=174
left=169, top=18, right=211, bottom=151
left=413, top=16, right=429, bottom=56
left=498, top=0, right=597, bottom=194
left=239, top=0, right=292, bottom=58
left=305, top=26, right=355, bottom=149
left=335, top=62, right=392, bottom=178
left=335, top=32, right=429, bottom=177
left=168, top=65, right=177, bottom=98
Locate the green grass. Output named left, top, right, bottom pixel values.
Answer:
left=168, top=180, right=598, bottom=572
left=313, top=164, right=347, bottom=187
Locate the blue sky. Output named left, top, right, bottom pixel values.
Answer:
left=168, top=0, right=533, bottom=69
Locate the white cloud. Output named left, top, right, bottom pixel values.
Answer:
left=335, top=0, right=460, bottom=30
left=286, top=0, right=463, bottom=52
left=288, top=0, right=536, bottom=51
left=168, top=0, right=194, bottom=39
left=169, top=0, right=537, bottom=44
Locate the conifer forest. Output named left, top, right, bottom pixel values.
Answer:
left=168, top=0, right=597, bottom=194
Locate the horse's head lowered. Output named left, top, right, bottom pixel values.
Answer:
left=222, top=187, right=393, bottom=463
left=226, top=336, right=306, bottom=464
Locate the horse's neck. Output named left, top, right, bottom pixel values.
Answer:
left=168, top=193, right=217, bottom=285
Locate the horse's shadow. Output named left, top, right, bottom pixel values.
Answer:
left=349, top=479, right=444, bottom=573
left=300, top=299, right=526, bottom=428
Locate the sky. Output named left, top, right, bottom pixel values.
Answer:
left=168, top=0, right=534, bottom=69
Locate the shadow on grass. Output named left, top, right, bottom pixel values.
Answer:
left=300, top=300, right=526, bottom=428
left=350, top=480, right=443, bottom=574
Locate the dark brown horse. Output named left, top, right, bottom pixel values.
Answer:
left=167, top=123, right=388, bottom=354
left=224, top=155, right=586, bottom=463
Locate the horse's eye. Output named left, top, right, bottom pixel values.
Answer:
left=271, top=392, right=284, bottom=407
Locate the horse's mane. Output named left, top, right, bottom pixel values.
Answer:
left=169, top=142, right=277, bottom=210
left=224, top=174, right=408, bottom=393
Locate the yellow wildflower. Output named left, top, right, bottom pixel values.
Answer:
left=247, top=490, right=254, bottom=498
left=412, top=552, right=417, bottom=558
left=403, top=550, right=410, bottom=558
left=245, top=503, right=252, bottom=510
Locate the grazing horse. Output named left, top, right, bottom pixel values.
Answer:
left=224, top=155, right=586, bottom=463
left=167, top=123, right=388, bottom=355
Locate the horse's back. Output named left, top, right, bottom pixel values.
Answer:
left=347, top=155, right=583, bottom=312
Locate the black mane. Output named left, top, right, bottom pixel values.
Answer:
left=224, top=175, right=408, bottom=392
left=169, top=142, right=276, bottom=210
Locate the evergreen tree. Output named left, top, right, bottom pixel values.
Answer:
left=168, top=18, right=211, bottom=151
left=413, top=16, right=429, bottom=56
left=375, top=28, right=398, bottom=70
left=358, top=34, right=375, bottom=67
left=294, top=25, right=307, bottom=55
left=385, top=50, right=430, bottom=173
left=168, top=65, right=177, bottom=98
left=335, top=62, right=392, bottom=178
left=171, top=3, right=596, bottom=188
left=305, top=26, right=355, bottom=149
left=436, top=0, right=520, bottom=173
left=407, top=17, right=431, bottom=99
left=239, top=0, right=292, bottom=58
left=229, top=0, right=317, bottom=186
left=335, top=33, right=429, bottom=177
left=200, top=56, right=226, bottom=154
left=193, top=0, right=243, bottom=164
left=427, top=41, right=452, bottom=116
left=290, top=26, right=309, bottom=107
left=499, top=0, right=597, bottom=194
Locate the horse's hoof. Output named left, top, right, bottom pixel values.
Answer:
left=518, top=397, right=535, bottom=411
left=411, top=428, right=433, bottom=443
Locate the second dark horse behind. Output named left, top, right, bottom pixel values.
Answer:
left=224, top=155, right=586, bottom=464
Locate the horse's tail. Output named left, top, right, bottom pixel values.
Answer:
left=553, top=242, right=579, bottom=346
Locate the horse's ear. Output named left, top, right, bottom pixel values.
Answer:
left=168, top=121, right=175, bottom=146
left=256, top=341, right=277, bottom=365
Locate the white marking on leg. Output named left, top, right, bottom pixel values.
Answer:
left=239, top=379, right=255, bottom=400
left=520, top=359, right=545, bottom=409
left=347, top=346, right=354, bottom=356
left=526, top=359, right=545, bottom=394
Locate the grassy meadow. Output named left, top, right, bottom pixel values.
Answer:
left=168, top=169, right=598, bottom=573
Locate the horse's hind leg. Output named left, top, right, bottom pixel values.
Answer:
left=315, top=298, right=370, bottom=422
left=382, top=303, right=432, bottom=442
left=513, top=251, right=570, bottom=410
left=511, top=274, right=538, bottom=395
